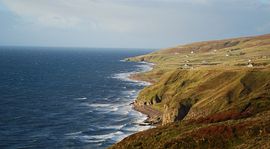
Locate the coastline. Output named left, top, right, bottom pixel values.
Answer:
left=110, top=33, right=270, bottom=149
left=132, top=104, right=162, bottom=125
left=126, top=61, right=162, bottom=126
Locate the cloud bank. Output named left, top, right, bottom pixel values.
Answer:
left=0, top=0, right=270, bottom=48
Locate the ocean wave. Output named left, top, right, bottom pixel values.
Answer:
left=112, top=72, right=135, bottom=81
left=65, top=131, right=82, bottom=136
left=122, top=90, right=137, bottom=94
left=97, top=124, right=126, bottom=130
left=116, top=105, right=132, bottom=115
left=66, top=134, right=104, bottom=143
left=72, top=62, right=155, bottom=145
left=66, top=131, right=127, bottom=143
left=73, top=97, right=87, bottom=100
left=112, top=72, right=151, bottom=86
left=136, top=64, right=153, bottom=72
left=121, top=90, right=138, bottom=100
left=80, top=103, right=119, bottom=113
left=86, top=103, right=112, bottom=108
left=111, top=62, right=153, bottom=86
left=77, top=90, right=139, bottom=114
left=122, top=125, right=153, bottom=132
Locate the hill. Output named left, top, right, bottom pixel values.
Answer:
left=110, top=34, right=270, bottom=149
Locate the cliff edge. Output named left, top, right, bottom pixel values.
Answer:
left=110, top=34, right=270, bottom=149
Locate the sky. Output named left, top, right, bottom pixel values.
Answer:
left=0, top=0, right=270, bottom=49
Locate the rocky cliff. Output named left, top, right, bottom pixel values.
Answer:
left=110, top=34, right=270, bottom=148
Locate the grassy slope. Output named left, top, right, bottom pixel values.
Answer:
left=111, top=110, right=270, bottom=149
left=110, top=34, right=270, bottom=149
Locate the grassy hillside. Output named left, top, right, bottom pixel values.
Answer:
left=110, top=34, right=270, bottom=149
left=110, top=109, right=270, bottom=149
left=127, top=34, right=270, bottom=71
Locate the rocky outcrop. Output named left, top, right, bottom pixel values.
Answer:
left=133, top=104, right=162, bottom=125
left=162, top=103, right=191, bottom=125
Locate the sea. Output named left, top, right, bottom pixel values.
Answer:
left=0, top=47, right=155, bottom=149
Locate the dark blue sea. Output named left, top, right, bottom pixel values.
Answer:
left=0, top=47, right=154, bottom=149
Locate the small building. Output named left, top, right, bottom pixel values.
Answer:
left=191, top=51, right=194, bottom=54
left=247, top=63, right=253, bottom=67
left=202, top=60, right=207, bottom=64
left=183, top=63, right=191, bottom=69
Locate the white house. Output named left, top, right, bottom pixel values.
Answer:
left=247, top=63, right=253, bottom=67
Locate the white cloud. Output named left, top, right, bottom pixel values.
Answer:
left=1, top=0, right=149, bottom=31
left=37, top=15, right=81, bottom=28
left=0, top=0, right=215, bottom=30
left=1, top=0, right=269, bottom=48
left=2, top=0, right=82, bottom=28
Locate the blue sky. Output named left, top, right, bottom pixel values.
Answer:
left=0, top=0, right=270, bottom=48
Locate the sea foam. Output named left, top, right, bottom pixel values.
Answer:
left=111, top=62, right=153, bottom=86
left=73, top=97, right=88, bottom=100
left=71, top=62, right=155, bottom=146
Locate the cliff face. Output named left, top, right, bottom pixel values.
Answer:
left=136, top=68, right=270, bottom=125
left=110, top=34, right=270, bottom=148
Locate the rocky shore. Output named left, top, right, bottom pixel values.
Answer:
left=127, top=62, right=162, bottom=126
left=133, top=104, right=162, bottom=125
